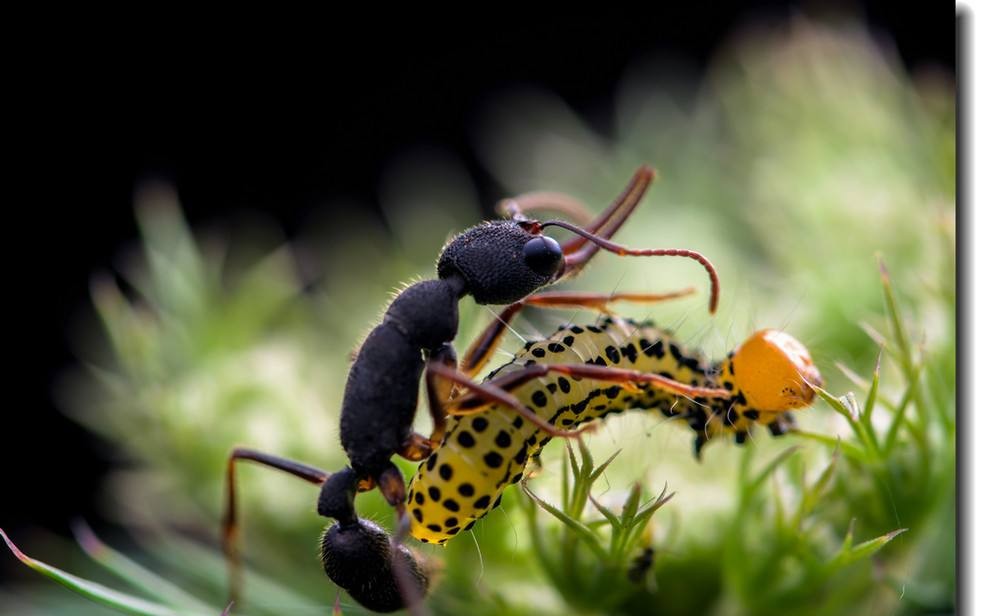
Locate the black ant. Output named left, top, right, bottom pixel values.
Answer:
left=220, top=166, right=720, bottom=612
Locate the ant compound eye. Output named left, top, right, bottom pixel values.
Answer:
left=522, top=236, right=563, bottom=277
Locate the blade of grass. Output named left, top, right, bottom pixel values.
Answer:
left=858, top=321, right=890, bottom=351
left=560, top=440, right=571, bottom=510
left=588, top=493, right=623, bottom=530
left=793, top=447, right=839, bottom=529
left=1, top=528, right=205, bottom=616
left=743, top=446, right=800, bottom=503
left=620, top=483, right=643, bottom=529
left=588, top=492, right=624, bottom=555
left=72, top=521, right=217, bottom=614
left=576, top=435, right=595, bottom=480
left=811, top=385, right=878, bottom=458
left=135, top=533, right=317, bottom=615
left=629, top=484, right=674, bottom=533
left=588, top=449, right=622, bottom=484
left=841, top=519, right=857, bottom=552
left=610, top=485, right=674, bottom=564
left=519, top=488, right=566, bottom=593
left=789, top=430, right=867, bottom=463
left=835, top=361, right=896, bottom=411
left=860, top=350, right=882, bottom=443
left=878, top=259, right=913, bottom=376
left=521, top=484, right=606, bottom=560
left=827, top=528, right=908, bottom=571
left=565, top=439, right=581, bottom=481
left=772, top=474, right=787, bottom=538
left=879, top=258, right=929, bottom=430
left=883, top=375, right=917, bottom=456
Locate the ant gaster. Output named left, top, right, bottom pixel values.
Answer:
left=221, top=166, right=721, bottom=612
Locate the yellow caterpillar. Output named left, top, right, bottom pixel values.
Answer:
left=407, top=316, right=821, bottom=545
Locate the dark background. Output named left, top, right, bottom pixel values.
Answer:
left=2, top=2, right=953, bottom=553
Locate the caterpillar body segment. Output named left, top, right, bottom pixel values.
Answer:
left=407, top=317, right=821, bottom=545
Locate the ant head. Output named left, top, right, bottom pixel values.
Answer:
left=436, top=165, right=721, bottom=311
left=729, top=329, right=822, bottom=412
left=437, top=220, right=563, bottom=305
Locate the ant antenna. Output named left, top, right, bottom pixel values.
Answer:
left=540, top=219, right=721, bottom=314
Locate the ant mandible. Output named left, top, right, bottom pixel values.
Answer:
left=220, top=166, right=720, bottom=612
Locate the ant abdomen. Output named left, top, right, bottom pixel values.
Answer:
left=320, top=518, right=429, bottom=612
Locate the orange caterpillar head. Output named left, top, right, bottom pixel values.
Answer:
left=729, top=329, right=822, bottom=412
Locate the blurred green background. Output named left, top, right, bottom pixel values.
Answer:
left=1, top=10, right=954, bottom=616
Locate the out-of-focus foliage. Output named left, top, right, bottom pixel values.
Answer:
left=2, top=14, right=953, bottom=616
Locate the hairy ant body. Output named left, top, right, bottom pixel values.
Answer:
left=221, top=166, right=722, bottom=612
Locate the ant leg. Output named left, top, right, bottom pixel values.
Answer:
left=427, top=362, right=593, bottom=438
left=449, top=363, right=731, bottom=416
left=378, top=464, right=428, bottom=615
left=497, top=190, right=595, bottom=225
left=459, top=302, right=526, bottom=379
left=424, top=343, right=456, bottom=442
left=222, top=448, right=330, bottom=605
left=460, top=288, right=696, bottom=379
left=521, top=289, right=696, bottom=312
left=397, top=433, right=435, bottom=462
left=396, top=343, right=457, bottom=463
